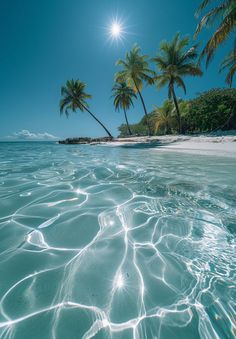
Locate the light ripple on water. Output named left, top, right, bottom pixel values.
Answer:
left=0, top=142, right=235, bottom=339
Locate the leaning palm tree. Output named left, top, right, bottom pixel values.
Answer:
left=112, top=82, right=137, bottom=135
left=153, top=100, right=175, bottom=135
left=60, top=79, right=113, bottom=138
left=220, top=41, right=236, bottom=87
left=153, top=33, right=203, bottom=133
left=115, top=44, right=155, bottom=136
left=194, top=0, right=236, bottom=65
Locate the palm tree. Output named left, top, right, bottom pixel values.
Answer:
left=112, top=82, right=137, bottom=136
left=153, top=33, right=202, bottom=133
left=115, top=44, right=155, bottom=136
left=153, top=100, right=174, bottom=134
left=60, top=79, right=113, bottom=138
left=220, top=40, right=236, bottom=87
left=195, top=0, right=236, bottom=65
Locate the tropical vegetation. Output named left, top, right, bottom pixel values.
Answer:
left=153, top=33, right=203, bottom=133
left=185, top=88, right=236, bottom=132
left=115, top=44, right=155, bottom=135
left=152, top=100, right=175, bottom=135
left=195, top=0, right=236, bottom=84
left=112, top=82, right=137, bottom=135
left=118, top=88, right=236, bottom=136
left=60, top=79, right=113, bottom=138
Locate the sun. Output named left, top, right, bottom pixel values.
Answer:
left=110, top=22, right=121, bottom=37
left=107, top=17, right=127, bottom=43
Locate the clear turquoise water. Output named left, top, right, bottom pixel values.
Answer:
left=0, top=142, right=235, bottom=339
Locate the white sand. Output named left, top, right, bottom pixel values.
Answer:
left=104, top=133, right=236, bottom=157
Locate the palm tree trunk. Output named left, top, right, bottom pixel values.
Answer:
left=133, top=79, right=152, bottom=136
left=83, top=106, right=113, bottom=138
left=171, top=86, right=182, bottom=134
left=124, top=108, right=132, bottom=135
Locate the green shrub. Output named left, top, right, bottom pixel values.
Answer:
left=186, top=88, right=236, bottom=132
left=117, top=88, right=236, bottom=136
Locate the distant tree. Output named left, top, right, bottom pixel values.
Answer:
left=112, top=82, right=137, bottom=135
left=118, top=112, right=156, bottom=137
left=195, top=0, right=236, bottom=66
left=152, top=100, right=175, bottom=134
left=115, top=44, right=155, bottom=136
left=153, top=33, right=202, bottom=133
left=60, top=79, right=113, bottom=138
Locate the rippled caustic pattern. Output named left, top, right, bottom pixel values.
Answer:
left=0, top=142, right=236, bottom=339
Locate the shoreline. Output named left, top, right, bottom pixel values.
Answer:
left=108, top=135, right=236, bottom=156
left=59, top=133, right=236, bottom=144
left=58, top=133, right=236, bottom=156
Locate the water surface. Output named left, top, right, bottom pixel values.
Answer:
left=0, top=142, right=235, bottom=338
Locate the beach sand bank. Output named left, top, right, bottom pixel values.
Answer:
left=105, top=134, right=236, bottom=156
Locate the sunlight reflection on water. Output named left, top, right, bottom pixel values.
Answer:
left=0, top=142, right=235, bottom=339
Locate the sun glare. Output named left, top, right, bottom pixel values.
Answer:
left=107, top=17, right=127, bottom=43
left=114, top=273, right=125, bottom=290
left=111, top=22, right=121, bottom=37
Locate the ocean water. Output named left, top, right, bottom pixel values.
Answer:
left=0, top=141, right=235, bottom=339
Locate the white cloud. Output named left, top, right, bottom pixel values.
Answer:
left=7, top=129, right=59, bottom=141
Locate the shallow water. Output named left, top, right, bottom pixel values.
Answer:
left=0, top=141, right=235, bottom=339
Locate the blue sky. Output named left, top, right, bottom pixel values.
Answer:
left=0, top=0, right=233, bottom=140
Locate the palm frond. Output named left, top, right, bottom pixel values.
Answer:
left=195, top=4, right=227, bottom=37
left=59, top=79, right=92, bottom=117
left=220, top=42, right=236, bottom=86
left=195, top=0, right=235, bottom=65
left=153, top=33, right=202, bottom=93
left=196, top=0, right=215, bottom=16
left=115, top=44, right=154, bottom=91
left=175, top=77, right=187, bottom=94
left=112, top=82, right=137, bottom=111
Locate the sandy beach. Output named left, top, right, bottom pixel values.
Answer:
left=104, top=133, right=236, bottom=156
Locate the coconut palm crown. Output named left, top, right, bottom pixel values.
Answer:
left=115, top=44, right=155, bottom=136
left=153, top=33, right=203, bottom=133
left=112, top=82, right=137, bottom=135
left=195, top=0, right=236, bottom=66
left=60, top=79, right=113, bottom=138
